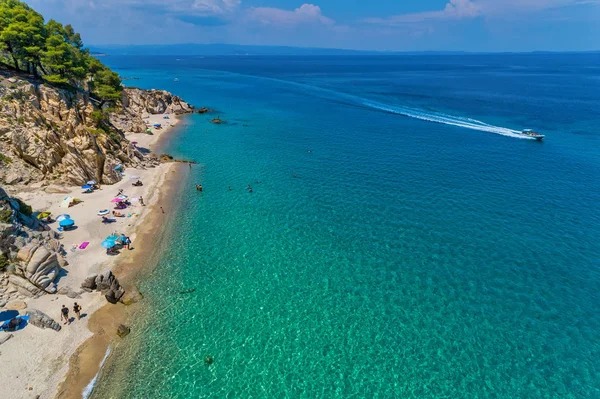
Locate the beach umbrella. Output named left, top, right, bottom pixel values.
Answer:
left=60, top=196, right=74, bottom=208
left=81, top=185, right=92, bottom=189
left=56, top=214, right=71, bottom=222
left=101, top=239, right=116, bottom=249
left=59, top=218, right=75, bottom=227
left=87, top=180, right=97, bottom=185
left=111, top=198, right=124, bottom=203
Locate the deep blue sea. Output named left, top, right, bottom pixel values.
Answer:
left=93, top=54, right=600, bottom=398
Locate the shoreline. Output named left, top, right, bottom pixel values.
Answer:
left=56, top=161, right=187, bottom=399
left=0, top=111, right=190, bottom=399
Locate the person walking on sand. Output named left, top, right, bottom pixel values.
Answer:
left=139, top=196, right=145, bottom=206
left=161, top=206, right=165, bottom=214
left=126, top=236, right=132, bottom=250
left=61, top=305, right=70, bottom=325
left=73, top=302, right=82, bottom=320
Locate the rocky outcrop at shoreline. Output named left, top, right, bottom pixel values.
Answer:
left=81, top=271, right=125, bottom=304
left=0, top=70, right=193, bottom=187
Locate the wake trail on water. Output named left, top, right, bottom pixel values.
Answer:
left=358, top=99, right=527, bottom=139
left=204, top=70, right=529, bottom=139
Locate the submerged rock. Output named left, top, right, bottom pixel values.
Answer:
left=120, top=285, right=143, bottom=305
left=116, top=324, right=130, bottom=338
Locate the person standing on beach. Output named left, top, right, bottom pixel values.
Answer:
left=73, top=303, right=82, bottom=320
left=139, top=196, right=145, bottom=206
left=61, top=305, right=70, bottom=325
left=161, top=206, right=165, bottom=214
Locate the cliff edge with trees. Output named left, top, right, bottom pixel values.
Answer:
left=0, top=0, right=194, bottom=186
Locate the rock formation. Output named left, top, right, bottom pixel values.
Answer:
left=112, top=88, right=193, bottom=133
left=16, top=243, right=61, bottom=293
left=116, top=324, right=130, bottom=338
left=27, top=309, right=61, bottom=331
left=0, top=71, right=193, bottom=186
left=82, top=271, right=125, bottom=304
left=120, top=285, right=143, bottom=305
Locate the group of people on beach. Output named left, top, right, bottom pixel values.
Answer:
left=60, top=303, right=82, bottom=325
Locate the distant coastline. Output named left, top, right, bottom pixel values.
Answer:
left=89, top=43, right=600, bottom=57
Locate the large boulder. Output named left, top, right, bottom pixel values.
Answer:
left=81, top=274, right=98, bottom=291
left=8, top=275, right=41, bottom=297
left=27, top=309, right=61, bottom=331
left=95, top=271, right=125, bottom=304
left=17, top=243, right=38, bottom=263
left=18, top=244, right=61, bottom=293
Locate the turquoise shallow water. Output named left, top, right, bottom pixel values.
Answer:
left=93, top=54, right=600, bottom=398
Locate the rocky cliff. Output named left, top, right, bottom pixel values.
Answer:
left=0, top=69, right=193, bottom=186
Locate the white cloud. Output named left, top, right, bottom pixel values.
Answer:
left=248, top=3, right=334, bottom=27
left=364, top=0, right=600, bottom=25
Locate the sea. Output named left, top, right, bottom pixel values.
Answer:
left=91, top=54, right=600, bottom=398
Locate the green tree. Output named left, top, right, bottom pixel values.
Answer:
left=0, top=0, right=122, bottom=102
left=90, top=66, right=122, bottom=104
left=0, top=0, right=45, bottom=74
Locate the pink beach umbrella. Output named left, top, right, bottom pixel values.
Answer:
left=111, top=198, right=124, bottom=203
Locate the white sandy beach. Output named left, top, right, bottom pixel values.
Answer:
left=0, top=113, right=181, bottom=399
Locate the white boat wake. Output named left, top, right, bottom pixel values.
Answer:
left=204, top=70, right=531, bottom=139
left=359, top=100, right=529, bottom=139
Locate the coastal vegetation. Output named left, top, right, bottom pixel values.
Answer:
left=0, top=0, right=121, bottom=103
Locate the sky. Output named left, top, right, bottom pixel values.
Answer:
left=25, top=0, right=600, bottom=51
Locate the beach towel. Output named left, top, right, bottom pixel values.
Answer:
left=79, top=242, right=90, bottom=250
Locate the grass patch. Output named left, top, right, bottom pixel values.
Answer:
left=0, top=153, right=12, bottom=164
left=0, top=209, right=12, bottom=223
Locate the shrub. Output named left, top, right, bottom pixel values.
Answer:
left=0, top=153, right=12, bottom=164
left=90, top=110, right=105, bottom=125
left=0, top=209, right=12, bottom=223
left=15, top=198, right=32, bottom=216
left=17, top=116, right=25, bottom=124
left=0, top=254, right=8, bottom=272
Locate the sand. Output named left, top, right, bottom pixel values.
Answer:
left=0, top=113, right=185, bottom=399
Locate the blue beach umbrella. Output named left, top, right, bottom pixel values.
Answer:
left=81, top=185, right=92, bottom=189
left=101, top=239, right=117, bottom=249
left=59, top=218, right=75, bottom=227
